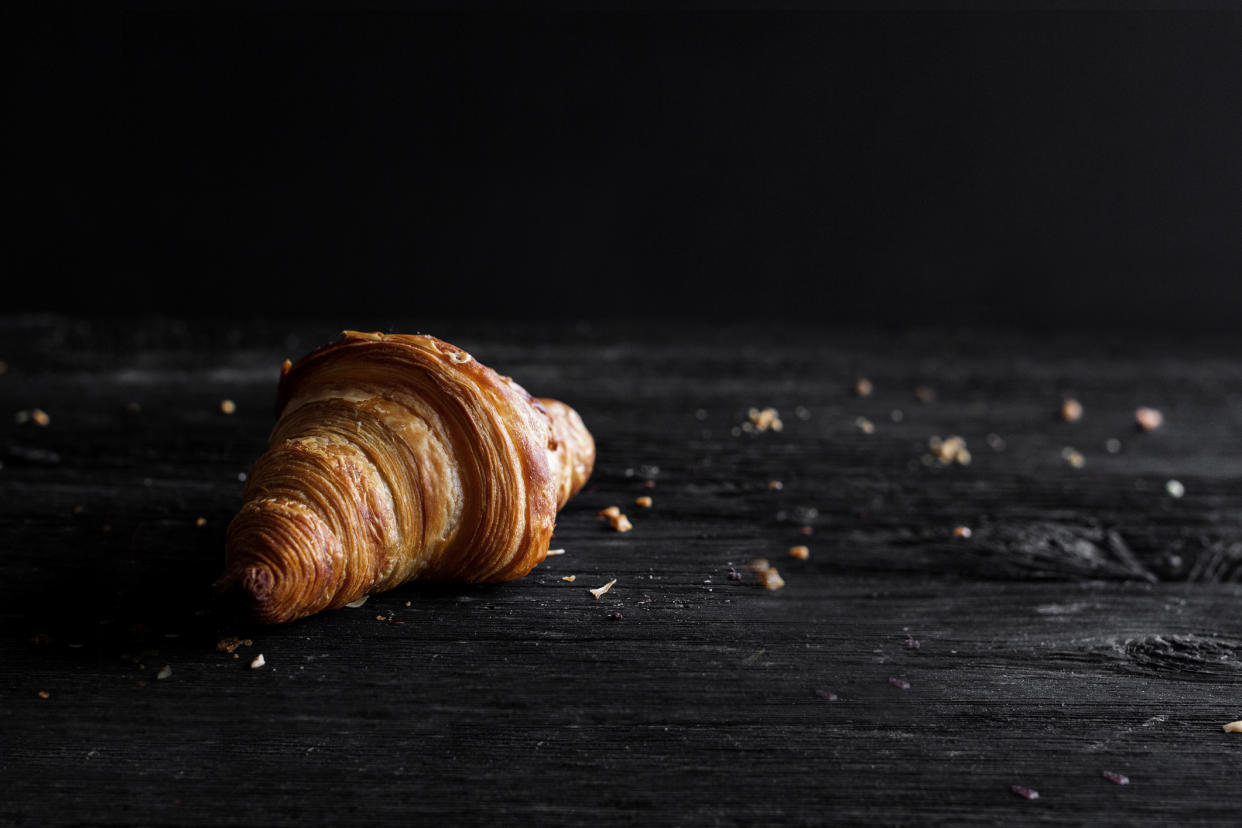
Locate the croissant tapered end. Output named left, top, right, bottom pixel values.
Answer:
left=220, top=332, right=595, bottom=624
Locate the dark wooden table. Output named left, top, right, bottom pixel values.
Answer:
left=2, top=315, right=1239, bottom=826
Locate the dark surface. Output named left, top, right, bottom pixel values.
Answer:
left=13, top=10, right=1242, bottom=328
left=1, top=315, right=1240, bottom=826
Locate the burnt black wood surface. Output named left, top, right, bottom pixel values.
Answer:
left=1, top=315, right=1240, bottom=826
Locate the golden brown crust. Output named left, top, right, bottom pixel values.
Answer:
left=218, top=332, right=595, bottom=623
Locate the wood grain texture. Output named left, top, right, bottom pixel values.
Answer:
left=1, top=315, right=1240, bottom=826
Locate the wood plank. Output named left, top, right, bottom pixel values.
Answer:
left=1, top=316, right=1240, bottom=825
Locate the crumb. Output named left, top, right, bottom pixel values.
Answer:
left=1224, top=720, right=1242, bottom=733
left=215, top=637, right=250, bottom=654
left=1165, top=479, right=1185, bottom=498
left=1061, top=398, right=1083, bottom=422
left=953, top=525, right=972, bottom=539
left=37, top=690, right=50, bottom=699
left=768, top=480, right=783, bottom=491
left=854, top=378, right=873, bottom=397
left=608, top=611, right=623, bottom=620
left=986, top=433, right=1006, bottom=452
left=888, top=677, right=911, bottom=690
left=1135, top=407, right=1163, bottom=431
left=1101, top=770, right=1130, bottom=785
left=609, top=513, right=633, bottom=532
left=598, top=506, right=621, bottom=519
left=195, top=517, right=206, bottom=527
left=747, top=557, right=771, bottom=573
left=747, top=407, right=783, bottom=432
left=757, top=568, right=785, bottom=590
left=795, top=405, right=811, bottom=420
left=405, top=601, right=411, bottom=607
left=590, top=579, right=617, bottom=599
left=914, top=385, right=935, bottom=404
left=890, top=409, right=904, bottom=423
left=344, top=595, right=369, bottom=608
left=31, top=409, right=50, bottom=427
left=156, top=665, right=172, bottom=680
left=929, top=435, right=971, bottom=465
left=814, top=689, right=838, bottom=701
left=562, top=575, right=576, bottom=582
left=728, top=567, right=742, bottom=581
left=905, top=634, right=921, bottom=650
left=1062, top=447, right=1085, bottom=468
left=250, top=654, right=266, bottom=669
left=635, top=496, right=653, bottom=508
left=220, top=399, right=236, bottom=415
left=1010, top=785, right=1039, bottom=800
left=546, top=548, right=566, bottom=556
left=375, top=615, right=385, bottom=621
left=855, top=416, right=875, bottom=435
left=1105, top=438, right=1122, bottom=454
left=797, top=526, right=813, bottom=536
left=237, top=472, right=247, bottom=482
left=789, top=545, right=809, bottom=560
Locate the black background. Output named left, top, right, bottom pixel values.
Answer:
left=11, top=7, right=1242, bottom=328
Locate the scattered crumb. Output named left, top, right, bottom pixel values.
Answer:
left=797, top=526, right=813, bottom=536
left=747, top=407, right=783, bottom=432
left=1165, top=479, right=1185, bottom=498
left=888, top=677, right=911, bottom=690
left=598, top=506, right=621, bottom=519
left=890, top=409, right=904, bottom=423
left=1135, top=407, right=1163, bottom=431
left=220, top=399, right=236, bottom=415
left=237, top=472, right=247, bottom=482
left=345, top=595, right=369, bottom=608
left=1105, top=438, right=1122, bottom=454
left=156, top=665, right=172, bottom=680
left=375, top=615, right=385, bottom=621
left=1010, top=785, right=1039, bottom=800
left=1224, top=720, right=1242, bottom=733
left=405, top=601, right=411, bottom=607
left=953, top=526, right=972, bottom=539
left=986, top=433, right=1006, bottom=452
left=905, top=634, right=921, bottom=650
left=814, top=689, right=838, bottom=701
left=768, top=480, right=783, bottom=491
left=727, top=566, right=742, bottom=581
left=562, top=575, right=576, bottom=582
left=609, top=513, right=633, bottom=532
left=1061, top=397, right=1083, bottom=422
left=795, top=405, right=811, bottom=420
left=590, top=579, right=617, bottom=599
left=1101, top=770, right=1130, bottom=785
left=195, top=517, right=207, bottom=527
left=1062, top=447, right=1085, bottom=468
left=757, top=568, right=785, bottom=590
left=215, top=637, right=252, bottom=654
left=855, top=416, right=875, bottom=435
left=635, top=496, right=653, bottom=508
left=21, top=409, right=51, bottom=427
left=748, top=557, right=771, bottom=573
left=854, top=377, right=873, bottom=397
left=914, top=385, right=936, bottom=404
left=546, top=548, right=566, bottom=556
left=250, top=654, right=266, bottom=669
left=929, top=435, right=971, bottom=465
left=37, top=690, right=50, bottom=699
left=608, top=611, right=623, bottom=620
left=789, top=545, right=809, bottom=560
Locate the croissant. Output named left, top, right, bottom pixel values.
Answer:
left=217, top=331, right=595, bottom=624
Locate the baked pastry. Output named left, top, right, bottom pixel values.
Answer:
left=217, top=331, right=595, bottom=623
